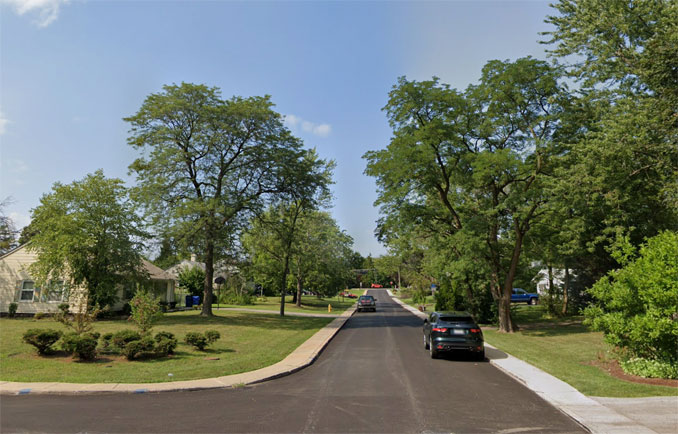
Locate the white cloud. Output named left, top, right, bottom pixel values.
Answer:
left=2, top=0, right=71, bottom=27
left=284, top=114, right=332, bottom=138
left=9, top=212, right=31, bottom=230
left=0, top=110, right=8, bottom=135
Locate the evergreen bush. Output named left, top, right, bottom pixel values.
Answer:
left=184, top=330, right=221, bottom=351
left=111, top=329, right=142, bottom=350
left=154, top=331, right=177, bottom=356
left=61, top=332, right=98, bottom=360
left=22, top=329, right=62, bottom=354
left=121, top=337, right=155, bottom=360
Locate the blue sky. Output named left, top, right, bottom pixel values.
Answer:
left=1, top=0, right=555, bottom=257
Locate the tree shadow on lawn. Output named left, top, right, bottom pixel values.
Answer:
left=518, top=322, right=590, bottom=337
left=156, top=311, right=331, bottom=331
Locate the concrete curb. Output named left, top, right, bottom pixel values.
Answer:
left=0, top=304, right=356, bottom=396
left=387, top=290, right=657, bottom=434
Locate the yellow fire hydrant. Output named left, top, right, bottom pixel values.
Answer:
left=328, top=304, right=332, bottom=313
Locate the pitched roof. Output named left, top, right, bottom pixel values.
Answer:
left=142, top=259, right=175, bottom=281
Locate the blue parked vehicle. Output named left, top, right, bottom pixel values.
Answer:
left=511, top=288, right=539, bottom=305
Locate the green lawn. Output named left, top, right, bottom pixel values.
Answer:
left=483, top=305, right=677, bottom=397
left=0, top=310, right=332, bottom=384
left=216, top=294, right=357, bottom=314
left=397, top=294, right=435, bottom=312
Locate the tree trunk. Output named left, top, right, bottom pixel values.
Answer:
left=279, top=253, right=289, bottom=317
left=548, top=265, right=554, bottom=295
left=562, top=266, right=570, bottom=316
left=200, top=238, right=214, bottom=317
left=464, top=280, right=475, bottom=306
left=296, top=276, right=302, bottom=307
left=497, top=294, right=513, bottom=332
left=498, top=228, right=525, bottom=333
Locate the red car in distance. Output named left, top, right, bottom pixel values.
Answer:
left=370, top=283, right=383, bottom=288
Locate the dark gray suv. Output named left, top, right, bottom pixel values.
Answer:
left=357, top=295, right=377, bottom=312
left=423, top=311, right=484, bottom=360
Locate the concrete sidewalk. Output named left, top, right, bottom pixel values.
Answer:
left=388, top=290, right=678, bottom=434
left=0, top=304, right=356, bottom=396
left=212, top=307, right=340, bottom=317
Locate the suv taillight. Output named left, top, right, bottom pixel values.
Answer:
left=470, top=328, right=481, bottom=333
left=432, top=327, right=447, bottom=332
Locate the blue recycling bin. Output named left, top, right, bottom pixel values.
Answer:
left=185, top=294, right=193, bottom=308
left=192, top=295, right=201, bottom=306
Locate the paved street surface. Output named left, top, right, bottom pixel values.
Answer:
left=1, top=290, right=585, bottom=433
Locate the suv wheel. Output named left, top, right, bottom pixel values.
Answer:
left=529, top=297, right=537, bottom=305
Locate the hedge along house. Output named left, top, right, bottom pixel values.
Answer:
left=0, top=244, right=176, bottom=315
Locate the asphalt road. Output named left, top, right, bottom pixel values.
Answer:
left=1, top=289, right=585, bottom=433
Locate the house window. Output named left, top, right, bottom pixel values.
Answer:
left=45, top=280, right=66, bottom=302
left=20, top=281, right=36, bottom=302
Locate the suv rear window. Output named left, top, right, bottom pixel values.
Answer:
left=439, top=316, right=474, bottom=323
left=359, top=296, right=374, bottom=301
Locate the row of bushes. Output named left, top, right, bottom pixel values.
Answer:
left=22, top=328, right=221, bottom=361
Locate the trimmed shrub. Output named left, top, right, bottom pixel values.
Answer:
left=205, top=330, right=221, bottom=344
left=184, top=332, right=207, bottom=350
left=154, top=331, right=177, bottom=356
left=61, top=333, right=98, bottom=360
left=121, top=337, right=155, bottom=360
left=111, top=330, right=142, bottom=351
left=8, top=302, right=18, bottom=318
left=99, top=332, right=115, bottom=353
left=154, top=331, right=175, bottom=341
left=33, top=312, right=50, bottom=320
left=57, top=303, right=69, bottom=314
left=23, top=329, right=62, bottom=354
left=184, top=330, right=221, bottom=351
left=155, top=338, right=177, bottom=357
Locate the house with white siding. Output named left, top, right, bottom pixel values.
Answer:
left=0, top=244, right=176, bottom=314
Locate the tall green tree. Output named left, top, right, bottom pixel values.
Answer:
left=365, top=57, right=571, bottom=332
left=177, top=265, right=206, bottom=297
left=244, top=210, right=353, bottom=306
left=542, top=0, right=678, bottom=282
left=244, top=149, right=333, bottom=315
left=27, top=171, right=147, bottom=308
left=290, top=211, right=354, bottom=299
left=125, top=83, right=307, bottom=317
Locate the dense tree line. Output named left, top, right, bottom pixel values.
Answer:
left=364, top=0, right=678, bottom=332
left=14, top=83, right=357, bottom=316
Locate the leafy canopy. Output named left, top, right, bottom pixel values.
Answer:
left=584, top=231, right=678, bottom=363
left=125, top=82, right=310, bottom=316
left=28, top=170, right=147, bottom=308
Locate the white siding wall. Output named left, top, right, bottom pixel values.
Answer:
left=0, top=245, right=82, bottom=314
